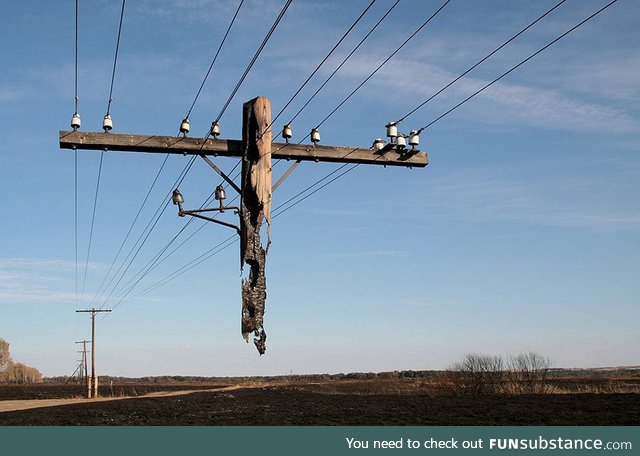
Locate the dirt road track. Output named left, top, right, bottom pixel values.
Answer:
left=0, top=385, right=244, bottom=413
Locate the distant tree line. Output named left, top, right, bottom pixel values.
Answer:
left=0, top=337, right=43, bottom=384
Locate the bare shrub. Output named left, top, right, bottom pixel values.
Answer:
left=507, top=352, right=553, bottom=394
left=447, top=353, right=505, bottom=395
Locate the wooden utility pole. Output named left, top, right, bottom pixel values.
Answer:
left=61, top=96, right=427, bottom=354
left=76, top=309, right=111, bottom=398
left=75, top=340, right=90, bottom=395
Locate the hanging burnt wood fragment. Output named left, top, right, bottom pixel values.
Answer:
left=240, top=96, right=272, bottom=355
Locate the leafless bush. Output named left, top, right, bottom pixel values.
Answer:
left=445, top=351, right=553, bottom=395
left=506, top=352, right=553, bottom=394
left=446, top=353, right=506, bottom=395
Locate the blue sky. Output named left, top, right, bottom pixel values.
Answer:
left=0, top=0, right=638, bottom=377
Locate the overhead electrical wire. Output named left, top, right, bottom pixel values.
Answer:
left=78, top=0, right=125, bottom=306
left=185, top=0, right=245, bottom=120
left=98, top=0, right=619, bottom=311
left=313, top=0, right=452, bottom=132
left=102, top=189, right=239, bottom=315
left=79, top=151, right=104, bottom=305
left=286, top=0, right=402, bottom=128
left=120, top=162, right=355, bottom=305
left=267, top=0, right=379, bottom=132
left=414, top=0, right=619, bottom=133
left=73, top=0, right=79, bottom=306
left=89, top=154, right=170, bottom=306
left=214, top=0, right=294, bottom=123
left=74, top=147, right=78, bottom=307
left=106, top=0, right=126, bottom=116
left=95, top=155, right=197, bottom=308
left=279, top=0, right=620, bottom=221
left=110, top=0, right=450, bottom=303
left=73, top=0, right=79, bottom=116
left=394, top=0, right=568, bottom=125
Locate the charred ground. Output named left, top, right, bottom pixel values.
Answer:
left=1, top=369, right=639, bottom=425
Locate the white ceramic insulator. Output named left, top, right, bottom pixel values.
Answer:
left=180, top=118, right=190, bottom=134
left=409, top=130, right=419, bottom=147
left=311, top=128, right=320, bottom=143
left=282, top=124, right=292, bottom=139
left=103, top=114, right=113, bottom=131
left=396, top=134, right=406, bottom=149
left=210, top=122, right=220, bottom=137
left=386, top=123, right=397, bottom=138
left=71, top=113, right=81, bottom=129
left=374, top=138, right=384, bottom=151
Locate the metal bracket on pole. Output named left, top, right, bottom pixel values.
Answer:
left=200, top=154, right=242, bottom=194
left=272, top=159, right=301, bottom=193
left=180, top=208, right=241, bottom=234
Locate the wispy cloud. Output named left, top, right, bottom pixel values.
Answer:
left=331, top=52, right=639, bottom=134
left=0, top=258, right=103, bottom=305
left=419, top=165, right=640, bottom=231
left=316, top=249, right=408, bottom=260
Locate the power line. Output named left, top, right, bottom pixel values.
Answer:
left=89, top=153, right=170, bottom=306
left=286, top=0, right=401, bottom=127
left=73, top=0, right=79, bottom=115
left=314, top=0, right=452, bottom=131
left=103, top=191, right=239, bottom=315
left=117, top=160, right=357, bottom=306
left=95, top=155, right=197, bottom=308
left=74, top=150, right=78, bottom=307
left=267, top=0, right=379, bottom=132
left=416, top=0, right=619, bottom=133
left=106, top=0, right=126, bottom=115
left=73, top=0, right=79, bottom=307
left=105, top=184, right=242, bottom=313
left=214, top=0, right=294, bottom=123
left=185, top=0, right=245, bottom=120
left=79, top=151, right=104, bottom=305
left=273, top=164, right=358, bottom=218
left=394, top=0, right=568, bottom=125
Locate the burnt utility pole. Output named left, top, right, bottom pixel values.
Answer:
left=76, top=309, right=111, bottom=398
left=61, top=96, right=427, bottom=354
left=75, top=339, right=90, bottom=396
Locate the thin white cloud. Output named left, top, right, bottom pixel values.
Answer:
left=0, top=258, right=106, bottom=305
left=316, top=249, right=408, bottom=260
left=331, top=52, right=639, bottom=134
left=420, top=167, right=640, bottom=231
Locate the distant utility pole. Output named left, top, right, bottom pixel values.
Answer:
left=75, top=339, right=90, bottom=396
left=76, top=309, right=111, bottom=398
left=61, top=96, right=427, bottom=354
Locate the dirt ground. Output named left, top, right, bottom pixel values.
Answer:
left=0, top=379, right=638, bottom=425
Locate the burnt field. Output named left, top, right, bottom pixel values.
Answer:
left=1, top=377, right=639, bottom=425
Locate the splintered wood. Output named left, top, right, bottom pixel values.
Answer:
left=240, top=97, right=272, bottom=355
